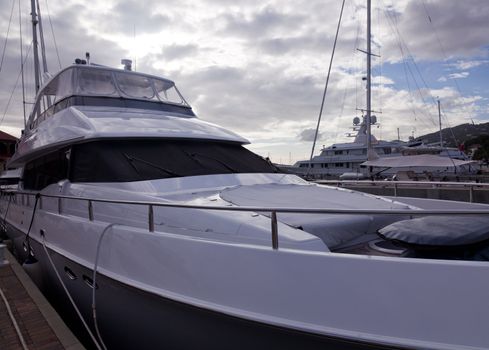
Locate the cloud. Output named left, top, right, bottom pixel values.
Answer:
left=218, top=6, right=306, bottom=39
left=448, top=59, right=489, bottom=70
left=162, top=44, right=199, bottom=61
left=439, top=71, right=470, bottom=82
left=380, top=0, right=489, bottom=61
left=0, top=0, right=488, bottom=163
left=298, top=128, right=322, bottom=141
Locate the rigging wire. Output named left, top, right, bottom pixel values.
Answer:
left=334, top=1, right=362, bottom=144
left=419, top=0, right=473, bottom=146
left=353, top=15, right=362, bottom=114
left=0, top=0, right=16, bottom=74
left=306, top=0, right=346, bottom=175
left=44, top=0, right=62, bottom=69
left=381, top=2, right=437, bottom=128
left=0, top=42, right=32, bottom=127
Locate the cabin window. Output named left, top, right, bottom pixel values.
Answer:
left=115, top=72, right=157, bottom=100
left=334, top=163, right=344, bottom=167
left=154, top=80, right=185, bottom=105
left=69, top=140, right=280, bottom=183
left=334, top=150, right=343, bottom=155
left=23, top=148, right=70, bottom=190
left=78, top=69, right=117, bottom=96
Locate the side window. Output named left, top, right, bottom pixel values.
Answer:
left=23, top=149, right=70, bottom=190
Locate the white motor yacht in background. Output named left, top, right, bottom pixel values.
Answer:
left=290, top=115, right=406, bottom=178
left=1, top=1, right=489, bottom=350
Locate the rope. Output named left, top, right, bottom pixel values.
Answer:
left=91, top=223, right=117, bottom=350
left=0, top=287, right=29, bottom=350
left=1, top=193, right=13, bottom=234
left=0, top=0, right=16, bottom=73
left=23, top=194, right=39, bottom=255
left=306, top=0, right=346, bottom=177
left=41, top=232, right=105, bottom=350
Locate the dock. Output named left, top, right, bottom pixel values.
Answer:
left=0, top=245, right=84, bottom=350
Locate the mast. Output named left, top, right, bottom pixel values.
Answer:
left=19, top=0, right=27, bottom=127
left=366, top=0, right=374, bottom=161
left=36, top=0, right=49, bottom=76
left=438, top=99, right=443, bottom=147
left=36, top=0, right=51, bottom=107
left=30, top=0, right=41, bottom=94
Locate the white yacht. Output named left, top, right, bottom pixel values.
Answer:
left=1, top=58, right=489, bottom=350
left=292, top=116, right=406, bottom=178
left=2, top=2, right=489, bottom=350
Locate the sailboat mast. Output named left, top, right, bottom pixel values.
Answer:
left=438, top=99, right=443, bottom=147
left=36, top=0, right=49, bottom=75
left=30, top=0, right=41, bottom=94
left=366, top=0, right=373, bottom=160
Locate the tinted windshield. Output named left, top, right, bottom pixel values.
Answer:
left=115, top=72, right=156, bottom=100
left=70, top=140, right=279, bottom=182
left=78, top=69, right=118, bottom=95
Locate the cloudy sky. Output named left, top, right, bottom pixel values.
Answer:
left=0, top=0, right=488, bottom=164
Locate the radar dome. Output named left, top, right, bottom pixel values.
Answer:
left=371, top=115, right=377, bottom=124
left=353, top=117, right=360, bottom=125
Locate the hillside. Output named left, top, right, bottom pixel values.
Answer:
left=414, top=122, right=489, bottom=147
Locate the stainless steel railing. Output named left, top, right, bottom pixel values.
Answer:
left=2, top=189, right=489, bottom=250
left=315, top=180, right=489, bottom=203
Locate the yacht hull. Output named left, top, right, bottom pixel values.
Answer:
left=8, top=227, right=399, bottom=350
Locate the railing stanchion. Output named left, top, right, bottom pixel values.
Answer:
left=88, top=200, right=94, bottom=221
left=148, top=205, right=154, bottom=232
left=271, top=211, right=278, bottom=250
left=394, top=183, right=398, bottom=197
left=470, top=185, right=474, bottom=203
left=58, top=198, right=62, bottom=214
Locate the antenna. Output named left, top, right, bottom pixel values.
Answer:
left=438, top=99, right=443, bottom=147
left=133, top=24, right=137, bottom=71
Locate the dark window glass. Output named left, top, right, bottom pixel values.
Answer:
left=70, top=140, right=280, bottom=183
left=23, top=149, right=70, bottom=190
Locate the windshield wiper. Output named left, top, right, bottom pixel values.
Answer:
left=123, top=153, right=181, bottom=177
left=186, top=152, right=237, bottom=173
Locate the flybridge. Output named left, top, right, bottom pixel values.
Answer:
left=27, top=65, right=194, bottom=131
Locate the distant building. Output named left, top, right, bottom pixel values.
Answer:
left=0, top=130, right=18, bottom=170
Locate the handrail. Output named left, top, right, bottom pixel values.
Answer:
left=3, top=190, right=489, bottom=215
left=315, top=179, right=489, bottom=188
left=2, top=189, right=489, bottom=251
left=315, top=179, right=489, bottom=203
